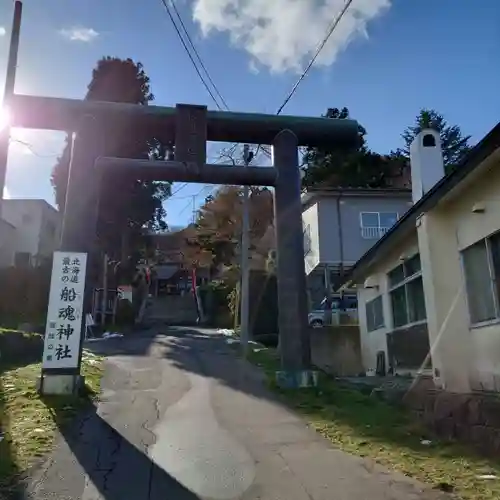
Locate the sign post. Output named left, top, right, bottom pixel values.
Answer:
left=39, top=251, right=87, bottom=395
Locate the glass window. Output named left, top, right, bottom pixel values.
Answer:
left=407, top=276, right=426, bottom=322
left=462, top=240, right=496, bottom=323
left=388, top=264, right=405, bottom=287
left=488, top=232, right=500, bottom=304
left=390, top=286, right=408, bottom=327
left=379, top=212, right=398, bottom=228
left=388, top=253, right=426, bottom=329
left=360, top=212, right=379, bottom=227
left=366, top=295, right=384, bottom=332
left=404, top=254, right=421, bottom=277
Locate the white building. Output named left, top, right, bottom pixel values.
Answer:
left=343, top=122, right=500, bottom=393
left=0, top=199, right=60, bottom=267
left=301, top=188, right=413, bottom=306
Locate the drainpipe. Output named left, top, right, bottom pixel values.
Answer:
left=336, top=193, right=346, bottom=322
left=336, top=193, right=345, bottom=285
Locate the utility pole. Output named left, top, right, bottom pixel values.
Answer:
left=191, top=194, right=196, bottom=224
left=0, top=1, right=22, bottom=218
left=240, top=144, right=253, bottom=357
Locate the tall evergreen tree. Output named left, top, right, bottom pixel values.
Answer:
left=303, top=107, right=400, bottom=189
left=400, top=108, right=471, bottom=172
left=51, top=57, right=171, bottom=261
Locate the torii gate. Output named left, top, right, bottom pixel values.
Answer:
left=0, top=2, right=358, bottom=391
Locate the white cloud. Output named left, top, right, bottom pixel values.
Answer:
left=0, top=26, right=6, bottom=37
left=192, top=0, right=390, bottom=73
left=59, top=26, right=99, bottom=42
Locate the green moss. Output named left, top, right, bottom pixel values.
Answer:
left=246, top=347, right=500, bottom=499
left=0, top=350, right=104, bottom=494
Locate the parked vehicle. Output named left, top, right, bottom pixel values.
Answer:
left=308, top=294, right=358, bottom=328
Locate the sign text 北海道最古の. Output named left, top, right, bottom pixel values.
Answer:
left=42, top=252, right=87, bottom=370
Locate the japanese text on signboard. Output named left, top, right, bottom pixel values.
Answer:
left=42, top=252, right=87, bottom=370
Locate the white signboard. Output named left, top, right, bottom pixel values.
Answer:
left=42, top=252, right=87, bottom=369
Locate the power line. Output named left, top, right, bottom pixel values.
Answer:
left=169, top=0, right=229, bottom=111
left=276, top=0, right=354, bottom=116
left=9, top=138, right=59, bottom=158
left=170, top=182, right=189, bottom=196
left=249, top=0, right=354, bottom=163
left=158, top=0, right=227, bottom=111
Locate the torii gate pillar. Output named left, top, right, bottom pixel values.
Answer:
left=273, top=130, right=314, bottom=387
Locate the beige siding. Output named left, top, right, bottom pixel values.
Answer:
left=427, top=148, right=500, bottom=391
left=356, top=234, right=419, bottom=374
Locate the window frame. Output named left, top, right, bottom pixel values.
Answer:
left=359, top=211, right=399, bottom=229
left=387, top=254, right=426, bottom=330
left=366, top=295, right=384, bottom=332
left=461, top=233, right=500, bottom=327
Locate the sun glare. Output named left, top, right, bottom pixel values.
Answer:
left=0, top=107, right=11, bottom=131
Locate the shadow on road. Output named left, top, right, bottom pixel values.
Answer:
left=40, top=402, right=202, bottom=500
left=85, top=324, right=283, bottom=416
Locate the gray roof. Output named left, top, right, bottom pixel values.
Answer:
left=342, top=121, right=500, bottom=287
left=301, top=187, right=411, bottom=207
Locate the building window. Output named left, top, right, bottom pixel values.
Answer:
left=462, top=232, right=500, bottom=324
left=360, top=212, right=398, bottom=239
left=388, top=254, right=426, bottom=328
left=366, top=295, right=384, bottom=331
left=303, top=224, right=312, bottom=256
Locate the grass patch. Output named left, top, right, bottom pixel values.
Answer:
left=247, top=347, right=500, bottom=500
left=0, top=350, right=104, bottom=494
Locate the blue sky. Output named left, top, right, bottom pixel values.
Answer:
left=0, top=0, right=498, bottom=227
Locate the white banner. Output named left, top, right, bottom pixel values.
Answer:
left=42, top=252, right=87, bottom=370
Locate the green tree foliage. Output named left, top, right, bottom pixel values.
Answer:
left=303, top=107, right=400, bottom=189
left=51, top=57, right=171, bottom=260
left=400, top=108, right=471, bottom=172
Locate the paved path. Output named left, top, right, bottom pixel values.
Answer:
left=25, top=327, right=450, bottom=500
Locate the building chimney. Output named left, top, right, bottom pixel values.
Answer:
left=410, top=129, right=444, bottom=204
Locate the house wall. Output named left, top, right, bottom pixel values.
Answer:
left=356, top=232, right=421, bottom=375
left=37, top=202, right=60, bottom=259
left=1, top=200, right=60, bottom=265
left=420, top=149, right=500, bottom=392
left=2, top=200, right=43, bottom=259
left=317, top=195, right=413, bottom=265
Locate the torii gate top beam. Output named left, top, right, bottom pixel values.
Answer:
left=9, top=93, right=359, bottom=148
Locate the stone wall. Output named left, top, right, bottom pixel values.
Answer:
left=403, top=378, right=500, bottom=456
left=310, top=326, right=363, bottom=377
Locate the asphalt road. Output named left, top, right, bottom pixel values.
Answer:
left=24, top=327, right=450, bottom=500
